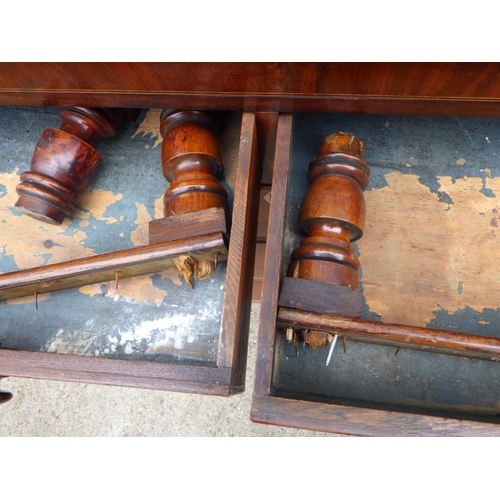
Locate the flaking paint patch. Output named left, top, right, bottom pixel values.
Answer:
left=103, top=276, right=167, bottom=307
left=132, top=109, right=163, bottom=148
left=118, top=314, right=197, bottom=352
left=79, top=188, right=123, bottom=222
left=130, top=202, right=151, bottom=246
left=359, top=171, right=500, bottom=327
left=78, top=275, right=168, bottom=308
left=1, top=168, right=176, bottom=306
left=0, top=168, right=95, bottom=270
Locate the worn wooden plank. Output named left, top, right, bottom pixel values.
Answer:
left=148, top=207, right=227, bottom=245
left=219, top=112, right=261, bottom=393
left=253, top=114, right=293, bottom=396
left=277, top=307, right=500, bottom=362
left=250, top=394, right=500, bottom=437
left=278, top=278, right=362, bottom=317
left=0, top=233, right=227, bottom=301
left=0, top=349, right=232, bottom=395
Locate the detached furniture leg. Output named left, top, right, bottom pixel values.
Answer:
left=279, top=132, right=370, bottom=348
left=149, top=109, right=230, bottom=288
left=15, top=107, right=129, bottom=225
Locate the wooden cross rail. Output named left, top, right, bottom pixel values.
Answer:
left=0, top=232, right=227, bottom=301
left=277, top=307, right=500, bottom=362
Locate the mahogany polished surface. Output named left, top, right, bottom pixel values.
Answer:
left=2, top=63, right=500, bottom=116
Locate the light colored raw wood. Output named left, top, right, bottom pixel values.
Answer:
left=358, top=172, right=500, bottom=327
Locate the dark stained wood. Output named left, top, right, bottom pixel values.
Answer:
left=285, top=132, right=369, bottom=291
left=277, top=307, right=500, bottom=363
left=251, top=394, right=500, bottom=437
left=149, top=207, right=227, bottom=245
left=160, top=109, right=228, bottom=218
left=278, top=278, right=362, bottom=316
left=3, top=63, right=500, bottom=117
left=15, top=107, right=127, bottom=225
left=253, top=114, right=293, bottom=396
left=0, top=349, right=232, bottom=395
left=255, top=112, right=278, bottom=184
left=0, top=233, right=227, bottom=301
left=218, top=112, right=261, bottom=393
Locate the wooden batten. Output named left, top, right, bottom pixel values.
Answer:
left=0, top=233, right=227, bottom=301
left=149, top=207, right=227, bottom=245
left=277, top=307, right=500, bottom=363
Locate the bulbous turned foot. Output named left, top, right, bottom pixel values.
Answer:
left=157, top=109, right=230, bottom=287
left=15, top=107, right=127, bottom=225
left=15, top=128, right=101, bottom=225
left=286, top=131, right=370, bottom=290
left=160, top=109, right=228, bottom=217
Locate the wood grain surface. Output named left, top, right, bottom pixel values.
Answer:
left=218, top=112, right=261, bottom=392
left=253, top=114, right=293, bottom=396
left=277, top=307, right=500, bottom=362
left=3, top=63, right=500, bottom=116
left=0, top=233, right=227, bottom=301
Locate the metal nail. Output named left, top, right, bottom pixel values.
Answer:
left=326, top=334, right=338, bottom=367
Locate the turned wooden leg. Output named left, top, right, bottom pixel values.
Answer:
left=15, top=107, right=128, bottom=225
left=151, top=109, right=229, bottom=287
left=160, top=109, right=229, bottom=218
left=279, top=132, right=370, bottom=347
left=287, top=132, right=369, bottom=289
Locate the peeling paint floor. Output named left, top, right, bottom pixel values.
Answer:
left=0, top=302, right=334, bottom=437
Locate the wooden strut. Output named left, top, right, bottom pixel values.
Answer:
left=277, top=307, right=500, bottom=363
left=0, top=232, right=227, bottom=302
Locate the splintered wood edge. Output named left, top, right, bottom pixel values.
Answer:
left=149, top=207, right=227, bottom=245
left=276, top=307, right=500, bottom=362
left=0, top=232, right=227, bottom=301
